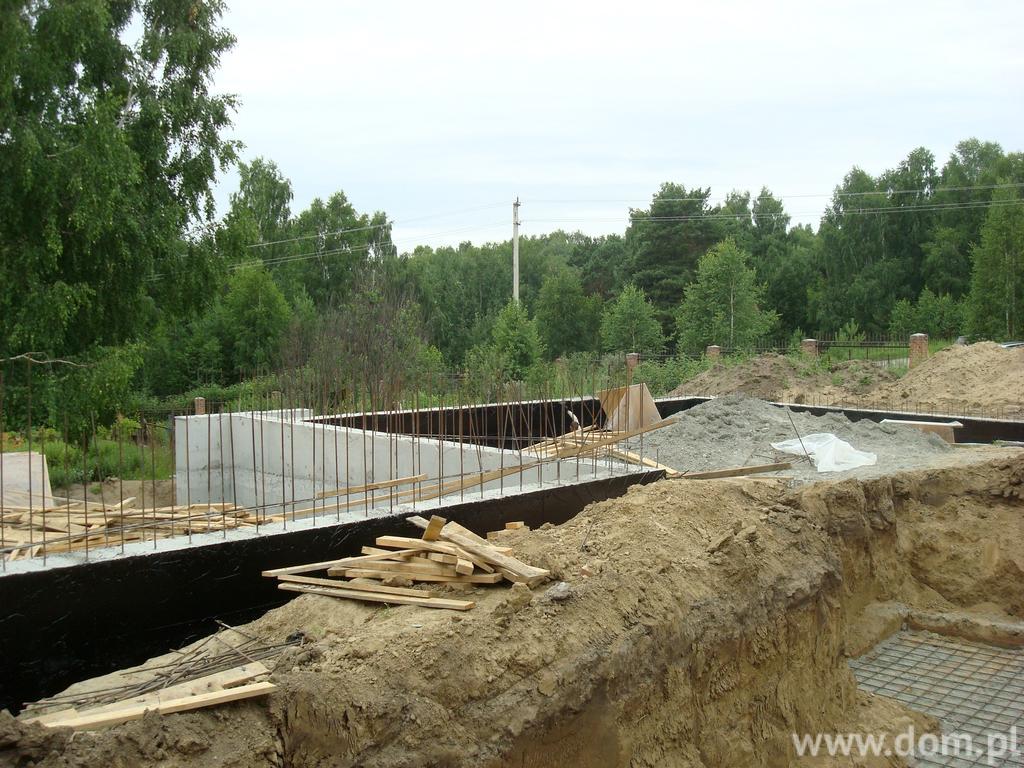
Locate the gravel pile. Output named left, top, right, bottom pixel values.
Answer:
left=638, top=394, right=952, bottom=483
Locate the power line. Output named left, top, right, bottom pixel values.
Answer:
left=245, top=202, right=508, bottom=249
left=144, top=222, right=509, bottom=282
left=526, top=181, right=1024, bottom=206
left=527, top=198, right=1024, bottom=225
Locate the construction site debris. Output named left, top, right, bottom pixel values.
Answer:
left=263, top=514, right=551, bottom=611
left=1, top=501, right=265, bottom=561
left=20, top=625, right=297, bottom=731
left=11, top=454, right=1023, bottom=767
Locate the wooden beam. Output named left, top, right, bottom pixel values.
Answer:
left=276, top=574, right=437, bottom=598
left=331, top=567, right=503, bottom=584
left=677, top=462, right=792, bottom=480
left=261, top=548, right=419, bottom=578
left=35, top=682, right=276, bottom=730
left=315, top=473, right=427, bottom=500
left=606, top=448, right=681, bottom=477
left=438, top=521, right=550, bottom=587
left=550, top=418, right=678, bottom=459
left=422, top=514, right=446, bottom=541
left=279, top=582, right=475, bottom=610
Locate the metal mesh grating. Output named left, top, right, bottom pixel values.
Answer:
left=850, top=630, right=1024, bottom=767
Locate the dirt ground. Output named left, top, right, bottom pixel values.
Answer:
left=3, top=447, right=1022, bottom=768
left=670, top=342, right=1024, bottom=418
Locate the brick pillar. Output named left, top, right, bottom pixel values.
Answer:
left=801, top=338, right=818, bottom=357
left=625, top=352, right=640, bottom=387
left=193, top=396, right=206, bottom=416
left=706, top=345, right=721, bottom=360
left=909, top=333, right=929, bottom=368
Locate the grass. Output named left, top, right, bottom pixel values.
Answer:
left=2, top=431, right=175, bottom=489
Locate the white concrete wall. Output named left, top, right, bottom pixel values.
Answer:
left=0, top=451, right=53, bottom=507
left=175, top=410, right=609, bottom=516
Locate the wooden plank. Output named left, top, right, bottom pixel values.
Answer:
left=331, top=567, right=503, bottom=584
left=277, top=573, right=437, bottom=598
left=606, top=448, right=682, bottom=477
left=677, top=462, right=792, bottom=480
left=374, top=536, right=505, bottom=567
left=405, top=516, right=512, bottom=554
left=279, top=582, right=474, bottom=610
left=37, top=682, right=277, bottom=730
left=455, top=558, right=474, bottom=576
left=422, top=514, right=446, bottom=541
left=315, top=473, right=428, bottom=500
left=550, top=418, right=678, bottom=459
left=438, top=521, right=550, bottom=587
left=422, top=552, right=458, bottom=565
left=261, top=548, right=419, bottom=578
left=325, top=558, right=457, bottom=577
left=504, top=521, right=526, bottom=530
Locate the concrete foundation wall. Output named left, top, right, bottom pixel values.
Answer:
left=175, top=410, right=603, bottom=515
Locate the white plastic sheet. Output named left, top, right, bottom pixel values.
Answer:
left=770, top=433, right=877, bottom=473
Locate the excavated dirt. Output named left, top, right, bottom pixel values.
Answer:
left=670, top=343, right=1024, bottom=418
left=869, top=342, right=1024, bottom=417
left=3, top=453, right=1023, bottom=768
left=641, top=394, right=952, bottom=482
left=668, top=354, right=896, bottom=403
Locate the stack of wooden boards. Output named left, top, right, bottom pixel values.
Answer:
left=25, top=661, right=275, bottom=730
left=263, top=514, right=549, bottom=612
left=0, top=498, right=264, bottom=560
left=525, top=417, right=683, bottom=477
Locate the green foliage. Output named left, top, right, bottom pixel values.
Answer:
left=54, top=345, right=145, bottom=442
left=627, top=183, right=740, bottom=328
left=967, top=188, right=1024, bottom=339
left=534, top=268, right=602, bottom=358
left=600, top=285, right=665, bottom=354
left=491, top=300, right=544, bottom=381
left=836, top=320, right=865, bottom=343
left=676, top=238, right=777, bottom=354
left=633, top=356, right=712, bottom=396
left=217, top=264, right=293, bottom=374
left=0, top=0, right=238, bottom=358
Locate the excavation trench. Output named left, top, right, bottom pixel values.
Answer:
left=3, top=454, right=1022, bottom=767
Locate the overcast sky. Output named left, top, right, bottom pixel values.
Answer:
left=213, top=0, right=1024, bottom=250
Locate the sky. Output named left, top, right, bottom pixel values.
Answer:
left=212, top=0, right=1024, bottom=251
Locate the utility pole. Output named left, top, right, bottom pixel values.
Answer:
left=512, top=197, right=520, bottom=303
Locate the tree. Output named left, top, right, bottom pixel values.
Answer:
left=491, top=300, right=544, bottom=381
left=966, top=189, right=1024, bottom=339
left=218, top=265, right=292, bottom=374
left=600, top=285, right=664, bottom=354
left=0, top=0, right=238, bottom=358
left=626, top=183, right=727, bottom=328
left=534, top=268, right=601, bottom=358
left=676, top=238, right=777, bottom=354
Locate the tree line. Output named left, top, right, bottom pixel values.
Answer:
left=2, top=2, right=1023, bottom=429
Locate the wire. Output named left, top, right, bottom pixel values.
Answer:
left=527, top=198, right=1024, bottom=225
left=526, top=181, right=1024, bottom=205
left=144, top=222, right=509, bottom=282
left=245, top=202, right=508, bottom=249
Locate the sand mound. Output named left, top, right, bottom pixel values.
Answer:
left=7, top=455, right=1024, bottom=767
left=667, top=353, right=805, bottom=400
left=871, top=342, right=1024, bottom=417
left=669, top=343, right=1024, bottom=418
left=641, top=394, right=951, bottom=481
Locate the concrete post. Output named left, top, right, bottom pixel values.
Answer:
left=909, top=333, right=929, bottom=368
left=706, top=345, right=721, bottom=360
left=193, top=397, right=206, bottom=416
left=801, top=338, right=818, bottom=357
